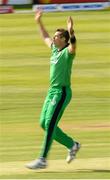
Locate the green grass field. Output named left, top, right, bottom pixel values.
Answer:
left=0, top=10, right=110, bottom=179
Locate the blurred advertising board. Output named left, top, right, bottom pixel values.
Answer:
left=0, top=0, right=14, bottom=13
left=33, top=0, right=108, bottom=4
left=0, top=0, right=32, bottom=4
left=0, top=0, right=8, bottom=5
left=33, top=1, right=109, bottom=11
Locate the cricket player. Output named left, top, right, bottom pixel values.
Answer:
left=26, top=9, right=80, bottom=169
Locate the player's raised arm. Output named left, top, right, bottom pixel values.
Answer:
left=35, top=9, right=52, bottom=48
left=67, top=16, right=76, bottom=54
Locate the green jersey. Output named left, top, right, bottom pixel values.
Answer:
left=50, top=44, right=75, bottom=88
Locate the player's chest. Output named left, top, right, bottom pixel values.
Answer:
left=50, top=51, right=63, bottom=65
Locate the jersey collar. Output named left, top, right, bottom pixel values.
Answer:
left=58, top=43, right=69, bottom=52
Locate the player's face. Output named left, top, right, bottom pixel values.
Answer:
left=53, top=31, right=64, bottom=46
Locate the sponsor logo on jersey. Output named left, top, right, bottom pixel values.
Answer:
left=51, top=58, right=58, bottom=64
left=50, top=52, right=62, bottom=64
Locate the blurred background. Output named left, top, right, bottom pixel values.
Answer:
left=0, top=0, right=110, bottom=5
left=0, top=0, right=110, bottom=13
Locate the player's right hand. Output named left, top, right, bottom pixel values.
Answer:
left=35, top=9, right=43, bottom=23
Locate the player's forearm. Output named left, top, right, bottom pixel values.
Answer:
left=70, top=31, right=76, bottom=45
left=67, top=20, right=76, bottom=53
left=37, top=19, right=50, bottom=40
left=69, top=28, right=76, bottom=45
